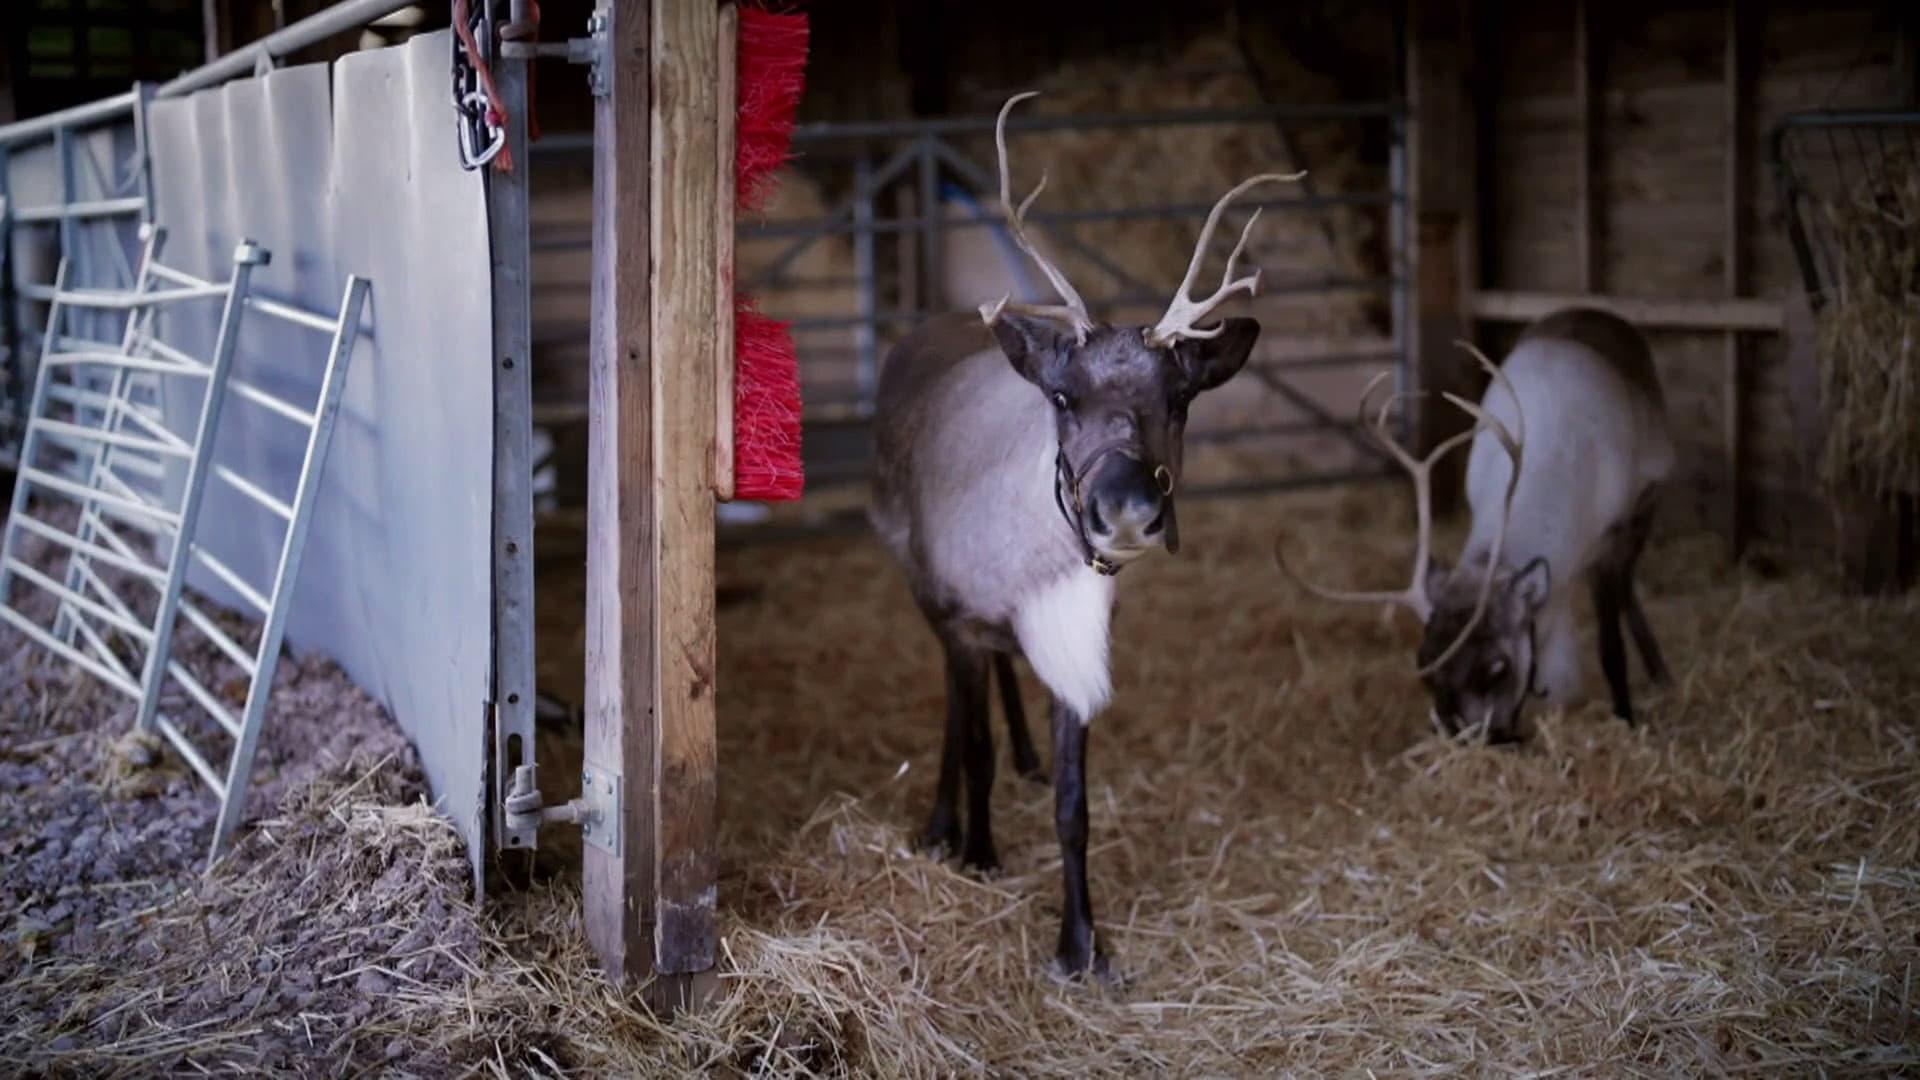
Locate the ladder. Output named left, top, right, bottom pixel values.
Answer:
left=0, top=223, right=371, bottom=862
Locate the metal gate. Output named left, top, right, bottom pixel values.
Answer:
left=530, top=98, right=1409, bottom=510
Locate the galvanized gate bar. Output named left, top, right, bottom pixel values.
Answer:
left=129, top=241, right=265, bottom=734
left=207, top=275, right=371, bottom=857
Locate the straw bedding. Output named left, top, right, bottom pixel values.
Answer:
left=5, top=486, right=1920, bottom=1076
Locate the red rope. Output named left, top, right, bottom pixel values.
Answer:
left=450, top=0, right=514, bottom=172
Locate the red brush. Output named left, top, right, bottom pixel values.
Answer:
left=727, top=5, right=809, bottom=502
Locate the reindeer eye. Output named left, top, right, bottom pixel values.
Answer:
left=1478, top=658, right=1509, bottom=689
left=1051, top=391, right=1072, bottom=412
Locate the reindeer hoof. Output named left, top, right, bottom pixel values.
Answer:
left=914, top=819, right=961, bottom=860
left=1048, top=927, right=1118, bottom=989
left=961, top=842, right=1001, bottom=877
left=1047, top=947, right=1118, bottom=989
left=1013, top=759, right=1048, bottom=785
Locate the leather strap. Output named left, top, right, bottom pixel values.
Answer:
left=1052, top=439, right=1172, bottom=576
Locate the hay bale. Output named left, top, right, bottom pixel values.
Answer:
left=1813, top=154, right=1920, bottom=503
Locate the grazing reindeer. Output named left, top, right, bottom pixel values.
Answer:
left=869, top=90, right=1297, bottom=981
left=1277, top=307, right=1675, bottom=741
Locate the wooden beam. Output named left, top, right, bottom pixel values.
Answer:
left=1407, top=0, right=1478, bottom=515
left=1723, top=0, right=1750, bottom=558
left=648, top=0, right=721, bottom=1004
left=1574, top=0, right=1599, bottom=293
left=713, top=1, right=737, bottom=502
left=1469, top=290, right=1782, bottom=332
left=583, top=0, right=723, bottom=1014
left=583, top=0, right=658, bottom=993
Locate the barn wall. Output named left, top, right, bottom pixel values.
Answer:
left=1478, top=0, right=1911, bottom=550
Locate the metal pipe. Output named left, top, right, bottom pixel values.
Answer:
left=228, top=378, right=316, bottom=427
left=69, top=609, right=137, bottom=687
left=3, top=558, right=155, bottom=642
left=529, top=102, right=1405, bottom=157
left=11, top=197, right=149, bottom=223
left=189, top=545, right=271, bottom=615
left=32, top=416, right=195, bottom=458
left=0, top=606, right=141, bottom=697
left=166, top=660, right=243, bottom=738
left=154, top=714, right=228, bottom=797
left=177, top=597, right=259, bottom=674
left=244, top=295, right=342, bottom=334
left=213, top=463, right=295, bottom=520
left=10, top=514, right=169, bottom=584
left=0, top=91, right=140, bottom=148
left=20, top=466, right=182, bottom=527
left=56, top=284, right=230, bottom=309
left=41, top=351, right=210, bottom=378
left=157, top=0, right=422, bottom=99
left=738, top=191, right=1399, bottom=240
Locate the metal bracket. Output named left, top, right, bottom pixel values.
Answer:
left=497, top=10, right=607, bottom=99
left=500, top=760, right=620, bottom=854
left=579, top=761, right=620, bottom=854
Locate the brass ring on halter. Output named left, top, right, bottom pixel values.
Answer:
left=1153, top=464, right=1174, bottom=495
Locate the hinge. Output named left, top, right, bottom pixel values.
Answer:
left=498, top=11, right=608, bottom=98
left=500, top=761, right=621, bottom=855
left=577, top=761, right=621, bottom=854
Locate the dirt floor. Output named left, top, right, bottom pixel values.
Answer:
left=5, top=486, right=1920, bottom=1076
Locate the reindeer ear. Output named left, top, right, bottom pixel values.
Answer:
left=1510, top=557, right=1551, bottom=612
left=1173, top=317, right=1260, bottom=395
left=991, top=312, right=1075, bottom=390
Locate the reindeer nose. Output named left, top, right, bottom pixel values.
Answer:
left=1084, top=460, right=1166, bottom=549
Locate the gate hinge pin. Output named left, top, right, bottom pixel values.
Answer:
left=500, top=763, right=621, bottom=852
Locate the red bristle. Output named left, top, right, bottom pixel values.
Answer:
left=732, top=297, right=804, bottom=501
left=735, top=7, right=809, bottom=214
left=731, top=4, right=809, bottom=502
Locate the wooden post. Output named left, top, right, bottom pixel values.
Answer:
left=582, top=0, right=721, bottom=1012
left=584, top=0, right=657, bottom=993
left=1574, top=0, right=1599, bottom=293
left=1722, top=0, right=1750, bottom=558
left=648, top=0, right=721, bottom=1005
left=713, top=1, right=737, bottom=502
left=1407, top=0, right=1477, bottom=514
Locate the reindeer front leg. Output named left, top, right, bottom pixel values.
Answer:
left=1047, top=696, right=1108, bottom=982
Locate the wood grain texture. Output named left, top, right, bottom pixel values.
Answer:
left=1408, top=0, right=1476, bottom=515
left=650, top=0, right=721, bottom=985
left=1574, top=0, right=1599, bottom=293
left=713, top=1, right=737, bottom=501
left=1722, top=0, right=1750, bottom=556
left=583, top=0, right=656, bottom=989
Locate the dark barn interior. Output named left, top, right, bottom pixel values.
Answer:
left=2, top=1, right=1919, bottom=1074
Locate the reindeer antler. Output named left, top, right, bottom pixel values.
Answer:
left=976, top=91, right=1096, bottom=344
left=1144, top=170, right=1307, bottom=348
left=1273, top=344, right=1526, bottom=678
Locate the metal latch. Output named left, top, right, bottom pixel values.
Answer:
left=499, top=10, right=610, bottom=98
left=502, top=761, right=622, bottom=854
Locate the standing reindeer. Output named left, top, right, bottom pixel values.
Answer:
left=869, top=91, right=1297, bottom=981
left=1277, top=307, right=1676, bottom=742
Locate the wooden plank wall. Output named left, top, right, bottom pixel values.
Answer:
left=1476, top=0, right=1905, bottom=551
